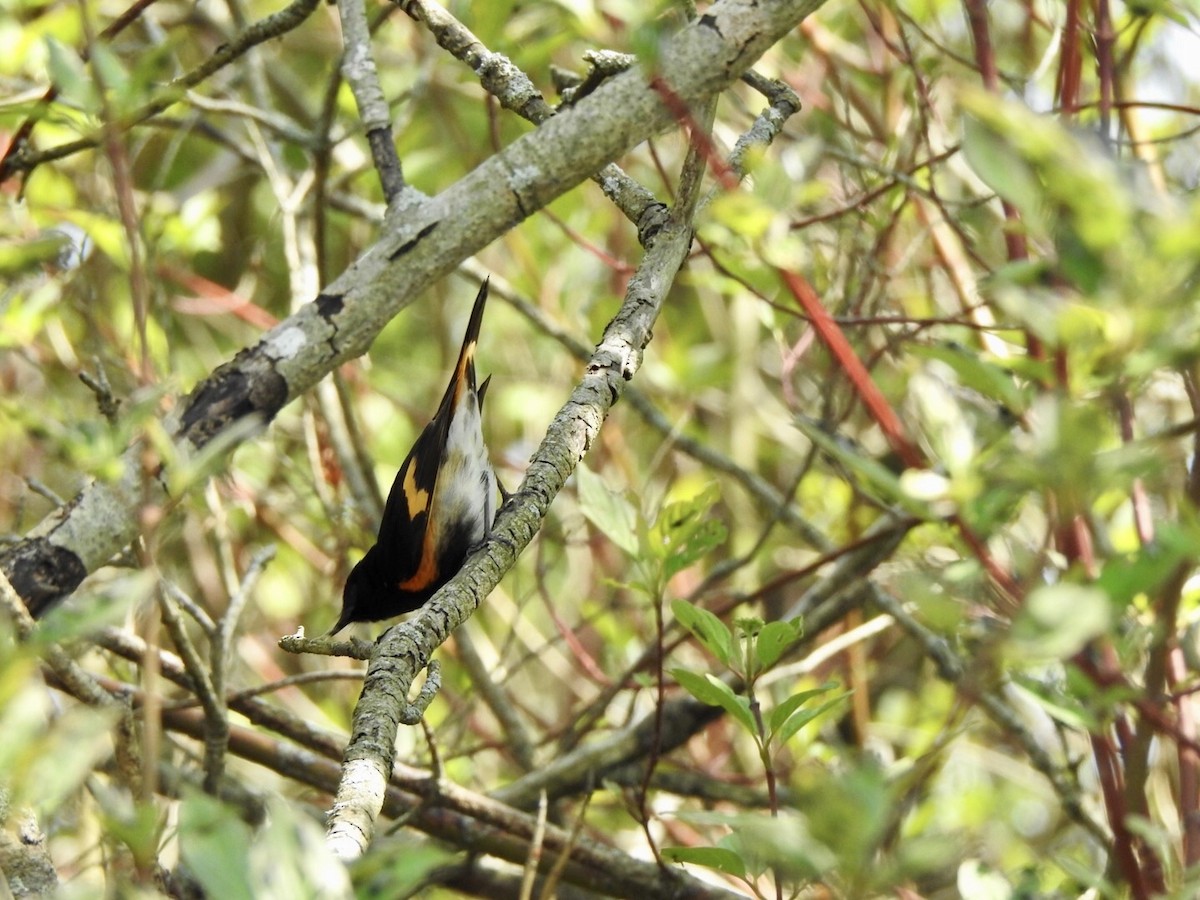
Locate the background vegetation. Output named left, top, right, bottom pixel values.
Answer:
left=3, top=0, right=1200, bottom=897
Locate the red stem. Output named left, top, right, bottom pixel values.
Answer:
left=1090, top=731, right=1150, bottom=900
left=779, top=269, right=1020, bottom=600
left=1169, top=649, right=1200, bottom=867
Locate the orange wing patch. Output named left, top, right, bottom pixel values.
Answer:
left=397, top=500, right=441, bottom=592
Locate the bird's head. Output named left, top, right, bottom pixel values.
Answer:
left=328, top=550, right=376, bottom=636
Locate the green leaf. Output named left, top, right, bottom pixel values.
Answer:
left=960, top=89, right=1133, bottom=268
left=1009, top=582, right=1112, bottom=661
left=352, top=841, right=453, bottom=897
left=755, top=619, right=803, bottom=670
left=671, top=668, right=756, bottom=734
left=961, top=114, right=1042, bottom=218
left=90, top=44, right=130, bottom=102
left=767, top=682, right=837, bottom=735
left=709, top=191, right=776, bottom=242
left=60, top=210, right=131, bottom=268
left=0, top=234, right=73, bottom=278
left=575, top=463, right=639, bottom=557
left=45, top=37, right=99, bottom=113
left=910, top=343, right=1027, bottom=417
left=248, top=799, right=352, bottom=898
left=1125, top=0, right=1189, bottom=23
left=664, top=518, right=727, bottom=579
left=0, top=653, right=119, bottom=816
left=627, top=1, right=675, bottom=70
left=671, top=598, right=735, bottom=667
left=774, top=693, right=849, bottom=747
left=735, top=616, right=764, bottom=640
left=1095, top=527, right=1193, bottom=606
left=794, top=417, right=931, bottom=516
left=723, top=811, right=838, bottom=880
left=1010, top=675, right=1098, bottom=731
left=100, top=797, right=163, bottom=871
left=661, top=845, right=747, bottom=878
left=179, top=794, right=255, bottom=900
left=650, top=484, right=727, bottom=579
left=180, top=795, right=351, bottom=899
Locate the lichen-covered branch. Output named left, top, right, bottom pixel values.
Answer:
left=398, top=0, right=667, bottom=233
left=2, top=0, right=829, bottom=620
left=339, top=0, right=408, bottom=203
left=325, top=183, right=704, bottom=858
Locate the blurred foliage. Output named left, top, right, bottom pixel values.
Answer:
left=2, top=0, right=1200, bottom=897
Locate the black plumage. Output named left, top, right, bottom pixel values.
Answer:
left=330, top=281, right=497, bottom=634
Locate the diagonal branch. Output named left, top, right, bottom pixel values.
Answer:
left=326, top=161, right=705, bottom=858
left=399, top=0, right=666, bottom=233
left=339, top=0, right=408, bottom=203
left=2, top=0, right=829, bottom=620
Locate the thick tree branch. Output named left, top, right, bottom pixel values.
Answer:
left=399, top=0, right=667, bottom=234
left=2, top=0, right=828, bottom=619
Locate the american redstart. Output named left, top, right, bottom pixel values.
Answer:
left=329, top=280, right=498, bottom=634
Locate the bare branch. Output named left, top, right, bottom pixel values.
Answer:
left=3, top=0, right=829, bottom=638
left=339, top=0, right=408, bottom=203
left=326, top=111, right=714, bottom=857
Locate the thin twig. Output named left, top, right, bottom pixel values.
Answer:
left=519, top=790, right=549, bottom=900
left=157, top=582, right=228, bottom=793
left=339, top=0, right=407, bottom=202
left=2, top=0, right=322, bottom=179
left=454, top=625, right=537, bottom=770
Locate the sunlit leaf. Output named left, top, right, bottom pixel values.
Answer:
left=774, top=692, right=849, bottom=747
left=754, top=618, right=803, bottom=670
left=671, top=598, right=735, bottom=667
left=767, top=682, right=837, bottom=735
left=709, top=191, right=776, bottom=243
left=661, top=845, right=747, bottom=878
left=575, top=463, right=639, bottom=557
left=670, top=668, right=756, bottom=734
left=1009, top=583, right=1111, bottom=661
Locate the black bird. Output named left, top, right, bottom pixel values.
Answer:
left=330, top=281, right=497, bottom=634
